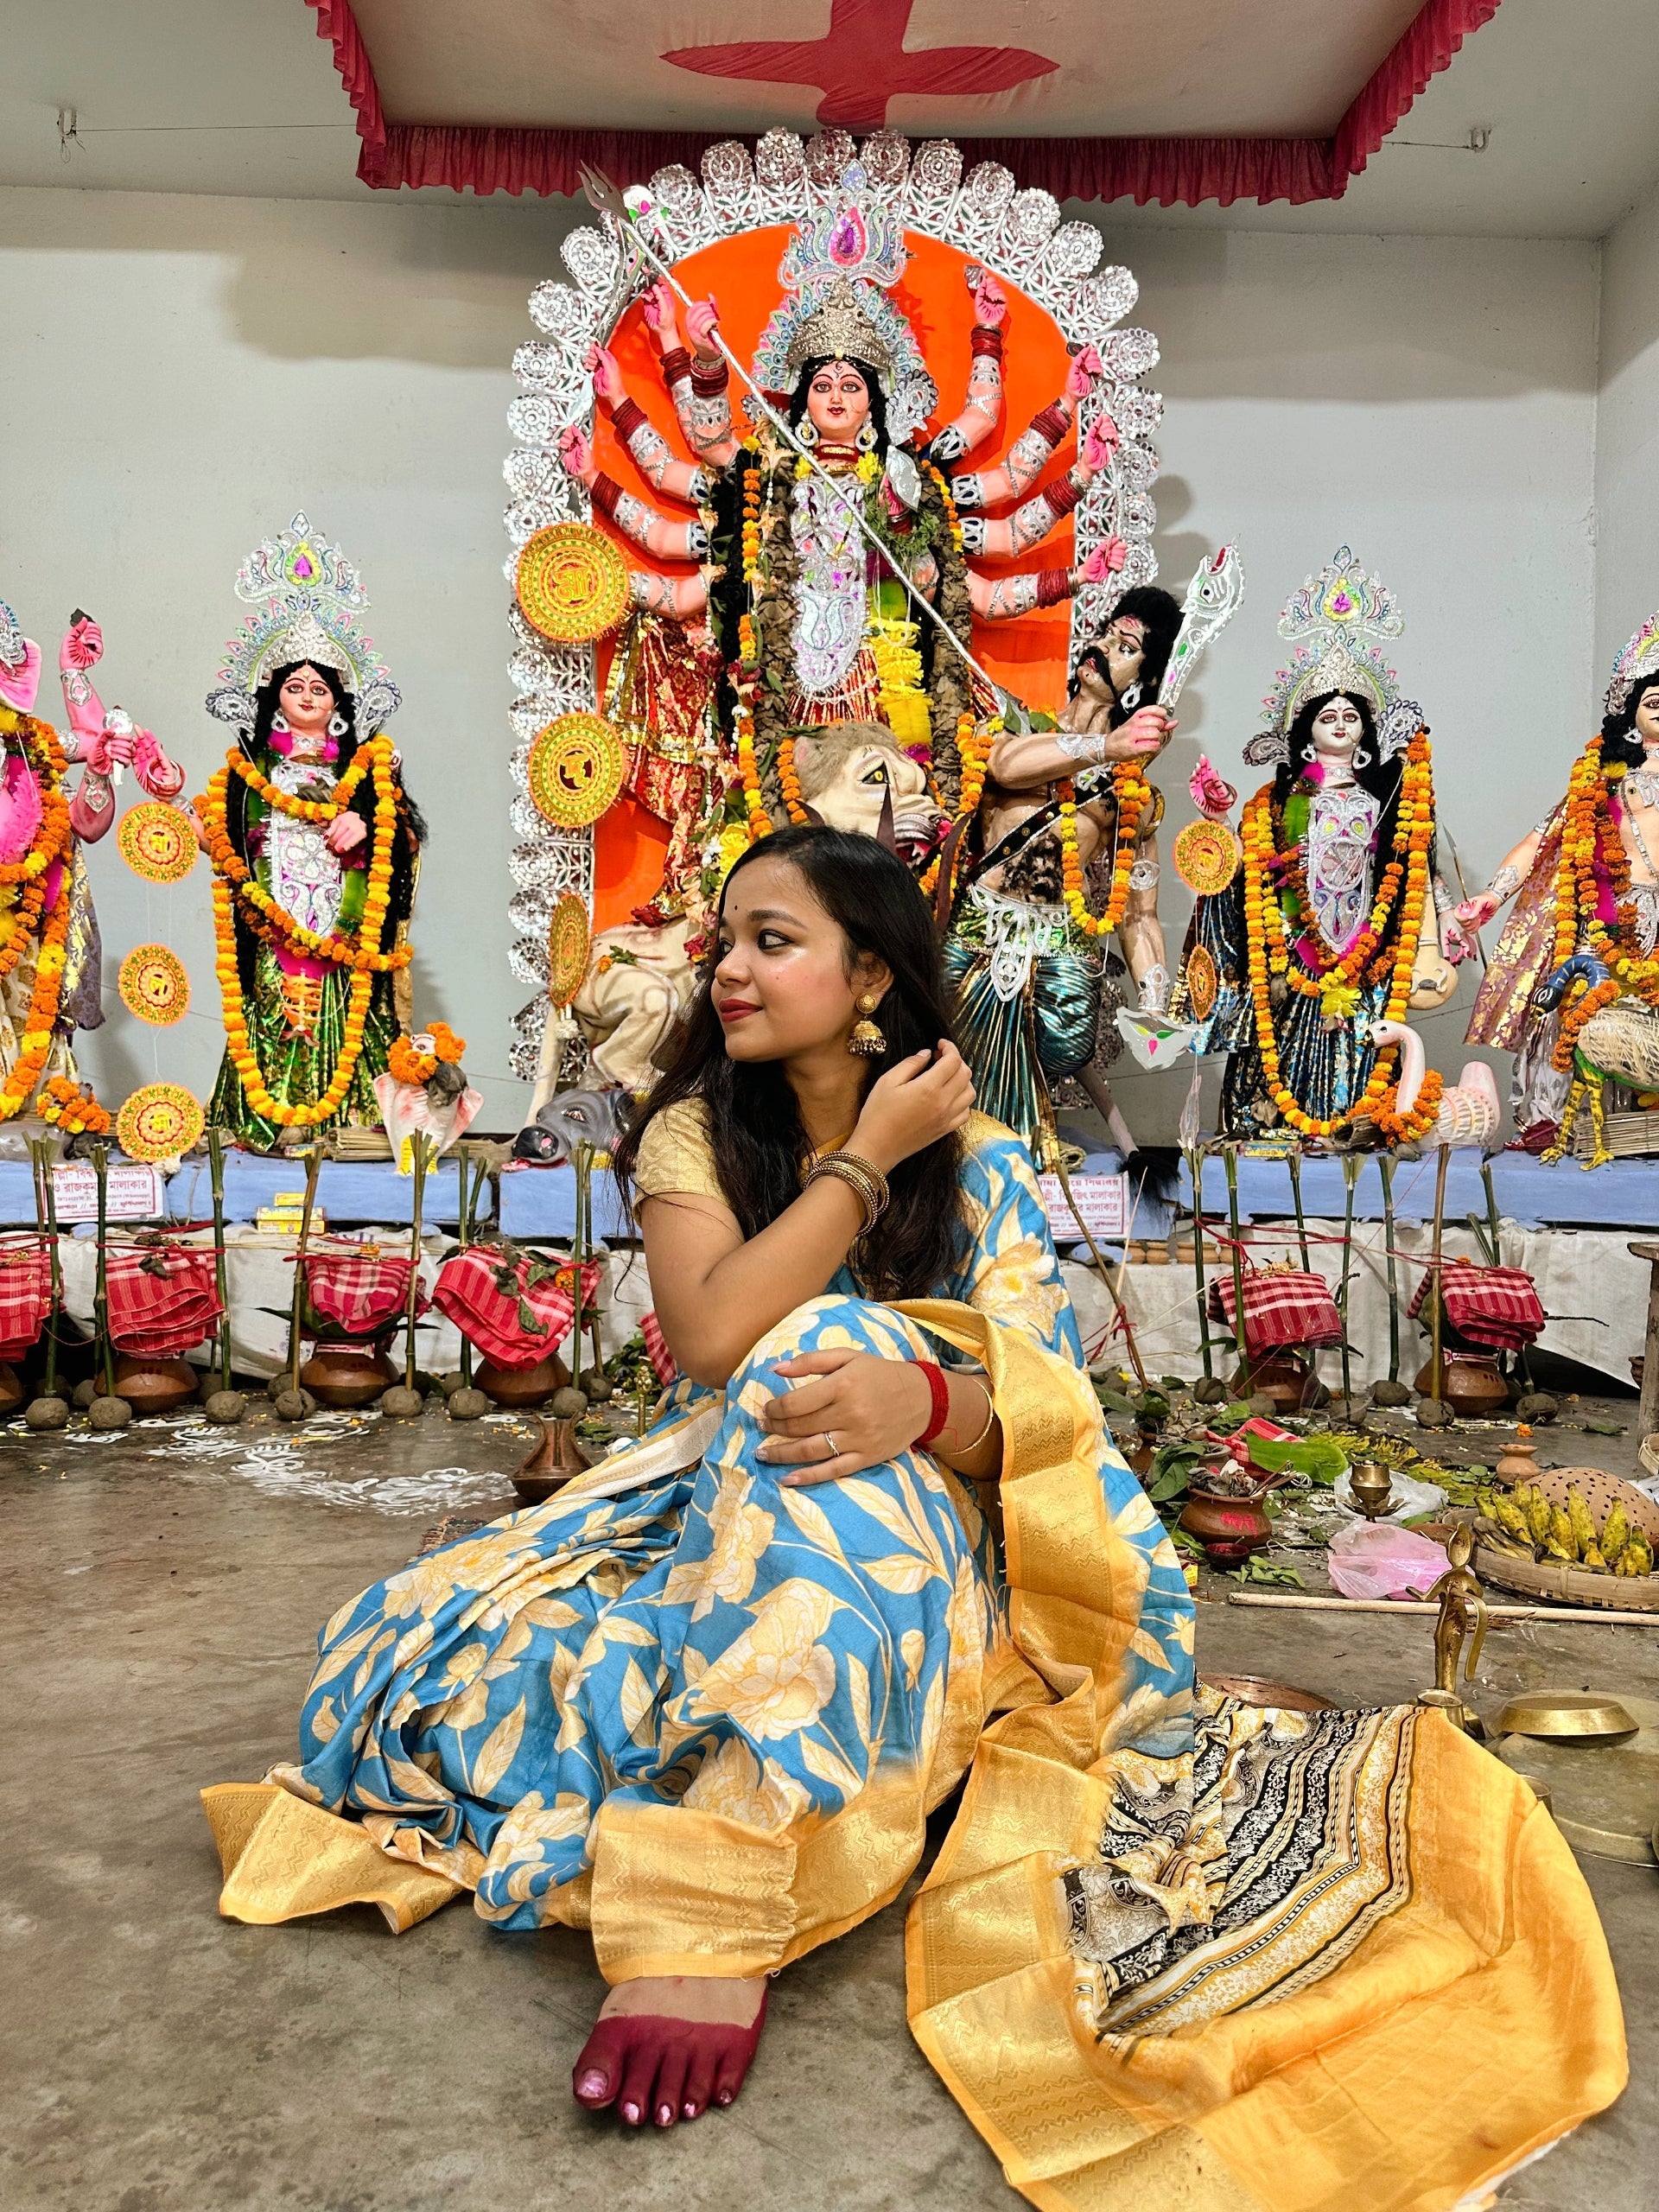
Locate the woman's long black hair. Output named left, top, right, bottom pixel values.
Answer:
left=1601, top=674, right=1659, bottom=770
left=611, top=825, right=971, bottom=1298
left=223, top=658, right=425, bottom=995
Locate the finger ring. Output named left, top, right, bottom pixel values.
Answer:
left=823, top=1432, right=838, bottom=1459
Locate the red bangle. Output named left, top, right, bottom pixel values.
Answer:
left=612, top=396, right=647, bottom=442
left=1037, top=566, right=1072, bottom=608
left=589, top=472, right=622, bottom=521
left=658, top=346, right=691, bottom=388
left=970, top=326, right=1004, bottom=359
left=690, top=357, right=729, bottom=396
left=912, top=1359, right=951, bottom=1446
left=1029, top=401, right=1069, bottom=445
left=1043, top=473, right=1083, bottom=518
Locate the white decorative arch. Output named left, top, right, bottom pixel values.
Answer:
left=499, top=126, right=1164, bottom=1085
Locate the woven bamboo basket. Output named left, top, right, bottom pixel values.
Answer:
left=1572, top=1108, right=1659, bottom=1160
left=1475, top=1542, right=1659, bottom=1612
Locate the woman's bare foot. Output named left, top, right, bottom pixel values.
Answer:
left=572, top=1974, right=769, bottom=2126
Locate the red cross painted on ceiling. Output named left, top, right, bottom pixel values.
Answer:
left=662, top=0, right=1058, bottom=131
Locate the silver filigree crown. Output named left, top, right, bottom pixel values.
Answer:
left=1607, top=607, right=1659, bottom=718
left=749, top=162, right=937, bottom=442
left=1243, top=546, right=1419, bottom=766
left=0, top=595, right=25, bottom=672
left=206, top=512, right=400, bottom=734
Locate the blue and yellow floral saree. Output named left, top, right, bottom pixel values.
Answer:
left=205, top=1115, right=1624, bottom=2211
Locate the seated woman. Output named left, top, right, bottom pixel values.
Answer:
left=206, top=830, right=1623, bottom=2201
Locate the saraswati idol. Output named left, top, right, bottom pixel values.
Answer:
left=1177, top=548, right=1461, bottom=1145
left=194, top=516, right=424, bottom=1150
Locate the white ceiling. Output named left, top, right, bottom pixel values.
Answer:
left=2, top=0, right=1657, bottom=238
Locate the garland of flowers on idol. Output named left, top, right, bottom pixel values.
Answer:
left=918, top=713, right=995, bottom=900
left=198, top=737, right=410, bottom=1128
left=1239, top=730, right=1438, bottom=1140
left=0, top=709, right=79, bottom=1120
left=1549, top=734, right=1651, bottom=1070
left=1055, top=762, right=1152, bottom=938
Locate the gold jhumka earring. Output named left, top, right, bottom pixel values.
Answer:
left=849, top=993, right=886, bottom=1057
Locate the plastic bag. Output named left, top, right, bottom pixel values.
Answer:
left=1325, top=1520, right=1450, bottom=1602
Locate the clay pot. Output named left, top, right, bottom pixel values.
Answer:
left=1230, top=1349, right=1314, bottom=1414
left=1494, top=1433, right=1541, bottom=1487
left=1413, top=1350, right=1509, bottom=1418
left=512, top=1415, right=595, bottom=1504
left=112, top=1352, right=200, bottom=1417
left=1179, top=1484, right=1274, bottom=1566
left=301, top=1338, right=397, bottom=1408
left=0, top=1362, right=22, bottom=1415
left=475, top=1351, right=570, bottom=1408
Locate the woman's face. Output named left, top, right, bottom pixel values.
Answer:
left=278, top=664, right=338, bottom=741
left=1634, top=683, right=1659, bottom=750
left=710, top=856, right=887, bottom=1065
left=804, top=363, right=871, bottom=443
left=1309, top=694, right=1365, bottom=763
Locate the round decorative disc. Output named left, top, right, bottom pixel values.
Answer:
left=118, top=802, right=197, bottom=885
left=1185, top=943, right=1219, bottom=1022
left=547, top=893, right=591, bottom=1009
left=1173, top=818, right=1242, bottom=898
left=527, top=712, right=626, bottom=829
left=118, top=944, right=190, bottom=1027
left=117, top=1081, right=206, bottom=1163
left=516, top=523, right=628, bottom=645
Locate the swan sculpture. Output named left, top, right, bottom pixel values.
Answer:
left=1366, top=1020, right=1501, bottom=1148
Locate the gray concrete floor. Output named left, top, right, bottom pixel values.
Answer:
left=3, top=1394, right=1654, bottom=2210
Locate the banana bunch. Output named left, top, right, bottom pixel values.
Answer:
left=1476, top=1482, right=1654, bottom=1575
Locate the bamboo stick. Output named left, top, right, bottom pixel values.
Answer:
left=1338, top=1153, right=1360, bottom=1409
left=286, top=1147, right=323, bottom=1398
left=404, top=1133, right=431, bottom=1392
left=570, top=1141, right=589, bottom=1386
left=1379, top=1154, right=1401, bottom=1384
left=454, top=1142, right=475, bottom=1389
left=1428, top=1145, right=1451, bottom=1402
left=1287, top=1148, right=1311, bottom=1272
left=207, top=1127, right=231, bottom=1395
left=91, top=1141, right=114, bottom=1397
left=1226, top=1591, right=1657, bottom=1624
left=1185, top=1143, right=1214, bottom=1382
left=1224, top=1143, right=1249, bottom=1393
left=29, top=1138, right=63, bottom=1402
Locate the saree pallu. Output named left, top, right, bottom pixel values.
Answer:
left=944, top=891, right=1102, bottom=1164
left=203, top=1125, right=1624, bottom=2209
left=1464, top=810, right=1572, bottom=1132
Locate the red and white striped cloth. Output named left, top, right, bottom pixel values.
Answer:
left=431, top=1249, right=602, bottom=1371
left=302, top=1249, right=426, bottom=1338
left=1206, top=1266, right=1344, bottom=1353
left=0, top=1236, right=52, bottom=1362
left=1408, top=1259, right=1545, bottom=1351
left=105, top=1244, right=223, bottom=1358
left=639, top=1309, right=677, bottom=1386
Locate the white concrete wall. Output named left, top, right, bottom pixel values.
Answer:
left=0, top=185, right=1601, bottom=1140
left=1596, top=175, right=1659, bottom=680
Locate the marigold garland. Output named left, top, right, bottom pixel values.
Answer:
left=1058, top=760, right=1151, bottom=938
left=1549, top=732, right=1659, bottom=1071
left=228, top=747, right=371, bottom=822
left=0, top=873, right=73, bottom=1121
left=36, top=1075, right=111, bottom=1136
left=777, top=738, right=810, bottom=826
left=1238, top=731, right=1436, bottom=1139
left=197, top=734, right=409, bottom=1128
left=1369, top=1068, right=1444, bottom=1145
left=0, top=711, right=73, bottom=1005
left=919, top=715, right=996, bottom=899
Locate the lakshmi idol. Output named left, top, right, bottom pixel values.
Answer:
left=556, top=177, right=1122, bottom=878
left=1179, top=549, right=1460, bottom=1144
left=0, top=596, right=181, bottom=1116
left=1457, top=608, right=1659, bottom=1152
left=940, top=587, right=1183, bottom=1162
left=194, top=516, right=423, bottom=1149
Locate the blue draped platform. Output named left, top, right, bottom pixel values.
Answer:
left=1181, top=1148, right=1659, bottom=1230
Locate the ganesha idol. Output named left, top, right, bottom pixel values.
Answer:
left=0, top=597, right=181, bottom=1118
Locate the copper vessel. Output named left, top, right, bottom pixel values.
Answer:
left=112, top=1353, right=200, bottom=1417
left=0, top=1362, right=22, bottom=1414
left=301, top=1338, right=397, bottom=1408
left=1230, top=1349, right=1314, bottom=1413
left=1179, top=1483, right=1273, bottom=1566
left=1414, top=1350, right=1509, bottom=1417
left=513, top=1415, right=595, bottom=1503
left=476, top=1351, right=571, bottom=1408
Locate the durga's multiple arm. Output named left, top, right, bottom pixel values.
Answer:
left=54, top=616, right=181, bottom=842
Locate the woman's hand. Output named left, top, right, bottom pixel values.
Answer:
left=325, top=811, right=368, bottom=857
left=849, top=1041, right=974, bottom=1176
left=1453, top=890, right=1501, bottom=931
left=755, top=1349, right=932, bottom=1485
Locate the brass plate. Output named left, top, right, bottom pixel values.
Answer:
left=515, top=523, right=628, bottom=645
left=1497, top=1694, right=1659, bottom=1866
left=1494, top=1692, right=1637, bottom=1741
left=526, top=712, right=625, bottom=830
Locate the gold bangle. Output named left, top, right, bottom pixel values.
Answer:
left=947, top=1378, right=996, bottom=1458
left=816, top=1150, right=889, bottom=1215
left=805, top=1154, right=884, bottom=1234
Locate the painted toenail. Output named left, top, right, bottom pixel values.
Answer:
left=682, top=2101, right=701, bottom=2120
left=621, top=2101, right=640, bottom=2123
left=657, top=2103, right=674, bottom=2126
left=576, top=2070, right=607, bottom=2098
left=716, top=2088, right=734, bottom=2105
